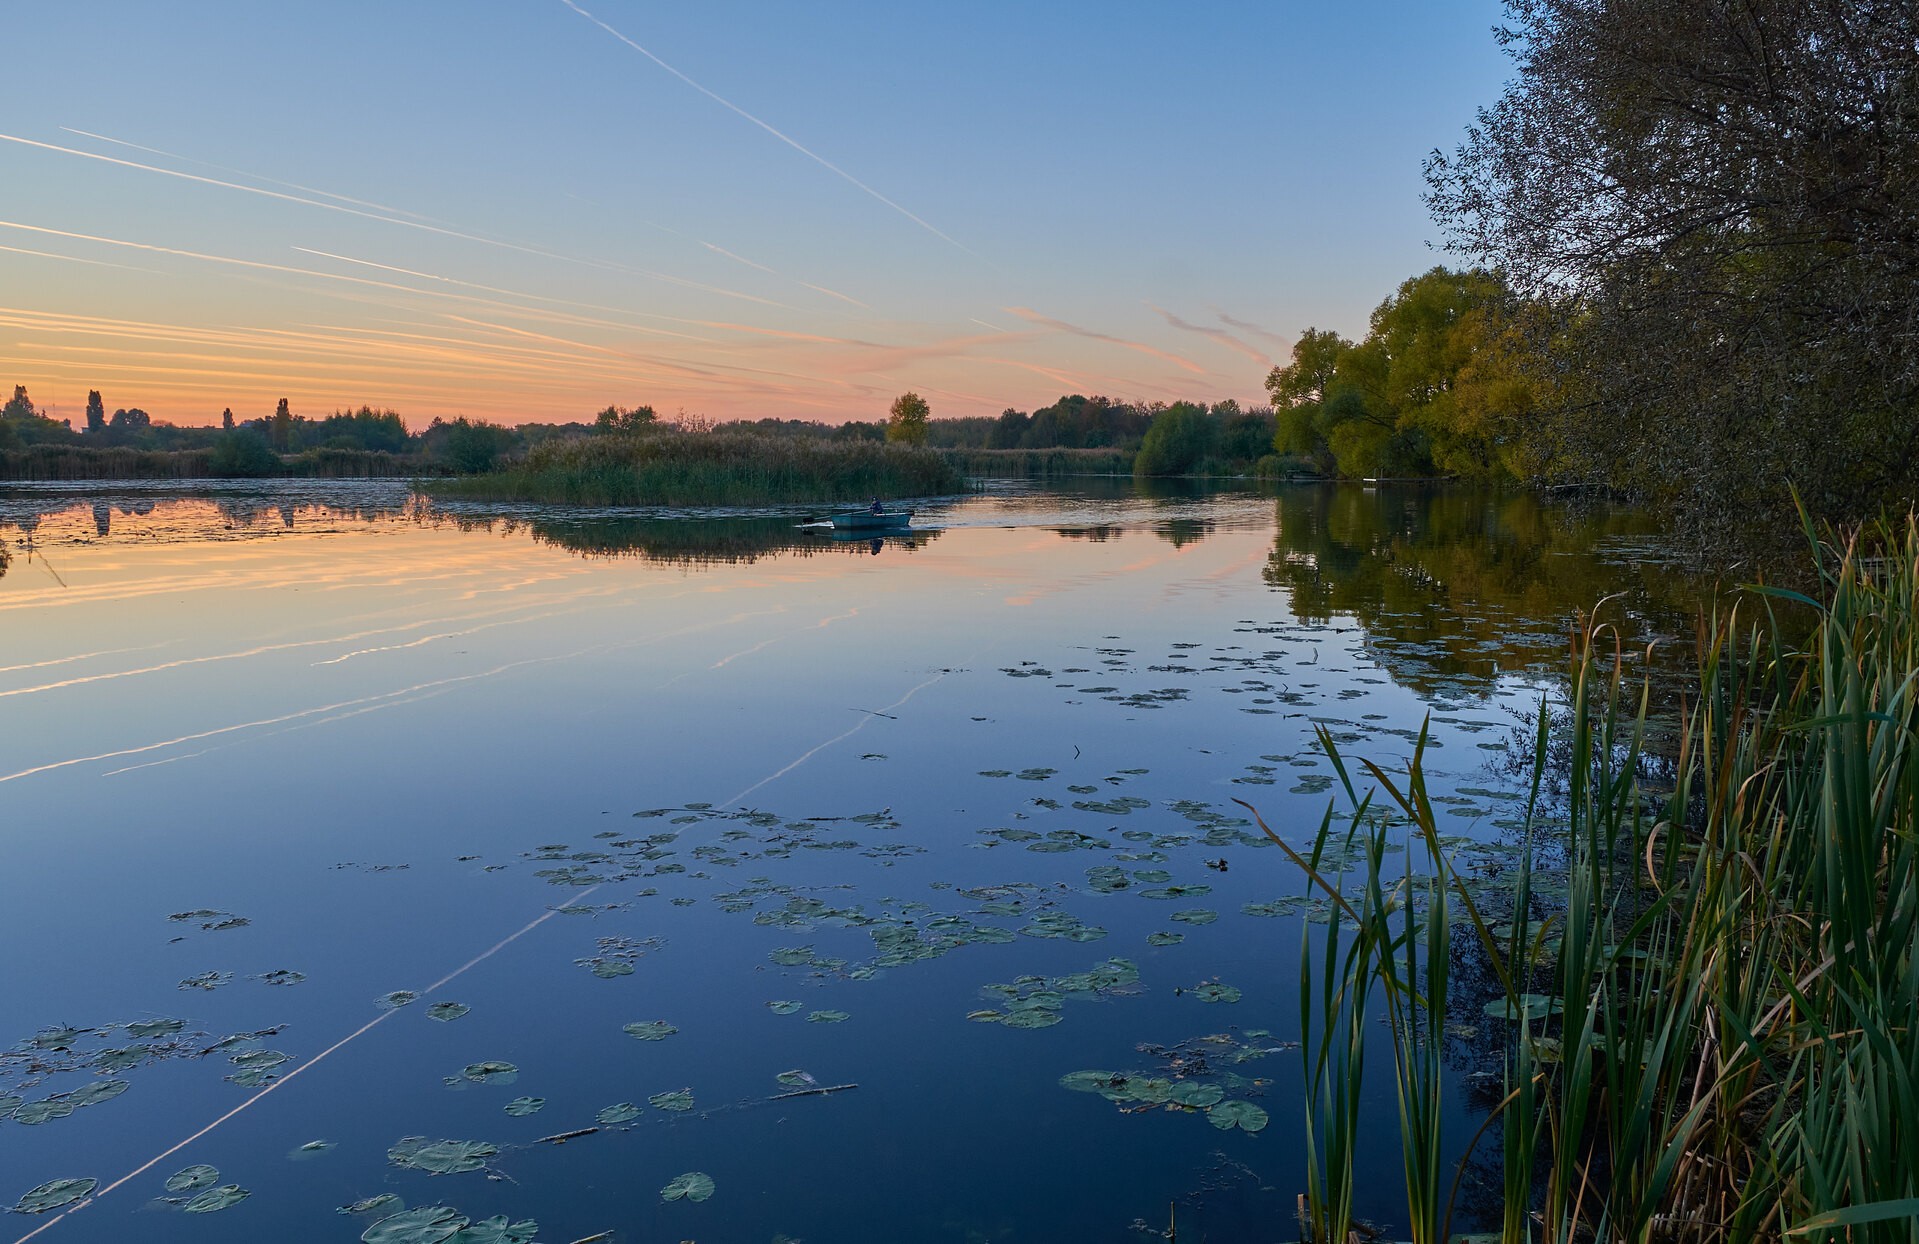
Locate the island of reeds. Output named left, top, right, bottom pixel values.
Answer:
left=417, top=425, right=967, bottom=507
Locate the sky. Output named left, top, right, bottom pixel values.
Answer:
left=0, top=2, right=1512, bottom=429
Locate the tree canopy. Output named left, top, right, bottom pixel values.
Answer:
left=1426, top=0, right=1919, bottom=524
left=886, top=391, right=930, bottom=445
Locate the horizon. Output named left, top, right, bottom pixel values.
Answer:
left=2, top=2, right=1509, bottom=430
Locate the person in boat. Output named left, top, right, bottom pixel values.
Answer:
left=868, top=497, right=884, bottom=515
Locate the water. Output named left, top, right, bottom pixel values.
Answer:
left=0, top=480, right=1718, bottom=1243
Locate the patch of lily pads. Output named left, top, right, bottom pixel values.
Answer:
left=12, top=1177, right=95, bottom=1214
left=622, top=1020, right=677, bottom=1041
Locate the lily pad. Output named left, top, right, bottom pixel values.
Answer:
left=1169, top=1082, right=1225, bottom=1108
left=1146, top=931, right=1185, bottom=946
left=583, top=959, right=634, bottom=979
left=259, top=969, right=307, bottom=986
left=378, top=991, right=419, bottom=1010
left=766, top=999, right=802, bottom=1015
left=126, top=1018, right=185, bottom=1040
left=448, top=1217, right=539, bottom=1244
left=69, top=1079, right=130, bottom=1107
left=461, top=1061, right=519, bottom=1086
left=649, top=1089, right=695, bottom=1112
left=1192, top=983, right=1242, bottom=1004
left=806, top=1010, right=849, bottom=1023
left=362, top=1206, right=468, bottom=1244
left=503, top=1097, right=545, bottom=1117
left=1206, top=1100, right=1270, bottom=1132
left=387, top=1138, right=497, bottom=1175
left=12, top=1177, right=96, bottom=1214
left=596, top=1102, right=640, bottom=1125
left=183, top=1183, right=250, bottom=1213
left=290, top=1140, right=336, bottom=1160
left=660, top=1171, right=715, bottom=1203
left=1001, top=1008, right=1063, bottom=1029
left=622, top=1020, right=677, bottom=1041
left=426, top=1002, right=470, bottom=1023
left=338, top=1194, right=403, bottom=1216
left=166, top=1165, right=220, bottom=1192
left=1058, top=1070, right=1119, bottom=1093
left=1170, top=908, right=1219, bottom=926
left=775, top=1070, right=816, bottom=1088
left=1485, top=993, right=1563, bottom=1022
left=13, top=1098, right=75, bottom=1125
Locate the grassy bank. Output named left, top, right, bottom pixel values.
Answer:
left=419, top=430, right=966, bottom=506
left=939, top=447, right=1134, bottom=477
left=1261, top=513, right=1919, bottom=1243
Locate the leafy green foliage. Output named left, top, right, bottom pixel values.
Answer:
left=885, top=391, right=930, bottom=445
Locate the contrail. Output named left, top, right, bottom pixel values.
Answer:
left=556, top=0, right=975, bottom=257
left=723, top=664, right=953, bottom=807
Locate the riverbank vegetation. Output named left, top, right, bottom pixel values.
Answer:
left=1266, top=511, right=1919, bottom=1242
left=418, top=428, right=966, bottom=507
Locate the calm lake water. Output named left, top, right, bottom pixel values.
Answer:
left=0, top=480, right=1717, bottom=1243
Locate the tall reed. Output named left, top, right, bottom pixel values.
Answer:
left=1254, top=513, right=1919, bottom=1244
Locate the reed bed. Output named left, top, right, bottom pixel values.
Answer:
left=1254, top=512, right=1919, bottom=1244
left=420, top=430, right=967, bottom=506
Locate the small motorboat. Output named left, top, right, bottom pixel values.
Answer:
left=828, top=508, right=913, bottom=531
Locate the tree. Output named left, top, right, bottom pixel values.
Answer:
left=594, top=404, right=657, bottom=435
left=222, top=408, right=235, bottom=430
left=108, top=407, right=151, bottom=432
left=440, top=417, right=514, bottom=473
left=2, top=385, right=33, bottom=421
left=209, top=429, right=280, bottom=477
left=886, top=392, right=930, bottom=445
left=1426, top=0, right=1919, bottom=525
left=85, top=391, right=105, bottom=434
left=1134, top=402, right=1218, bottom=476
left=270, top=398, right=293, bottom=451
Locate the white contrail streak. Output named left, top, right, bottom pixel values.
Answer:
left=556, top=0, right=975, bottom=257
left=723, top=665, right=952, bottom=806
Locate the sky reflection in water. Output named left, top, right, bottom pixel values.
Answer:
left=0, top=481, right=1717, bottom=1243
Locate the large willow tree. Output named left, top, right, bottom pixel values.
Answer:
left=1427, top=0, right=1919, bottom=527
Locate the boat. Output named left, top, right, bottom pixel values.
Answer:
left=828, top=508, right=913, bottom=531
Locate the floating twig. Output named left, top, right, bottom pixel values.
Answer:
left=768, top=1082, right=858, bottom=1101
left=536, top=1127, right=600, bottom=1144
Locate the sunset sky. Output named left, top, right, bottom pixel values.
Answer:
left=2, top=2, right=1509, bottom=429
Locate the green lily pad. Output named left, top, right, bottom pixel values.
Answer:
left=503, top=1097, right=545, bottom=1117
left=1170, top=1082, right=1225, bottom=1107
left=1058, top=1070, right=1119, bottom=1093
left=1170, top=908, right=1219, bottom=925
left=229, top=1050, right=290, bottom=1070
left=259, top=969, right=307, bottom=986
left=387, top=1138, right=497, bottom=1175
left=14, top=1098, right=75, bottom=1125
left=1193, top=983, right=1242, bottom=1004
left=1206, top=1100, right=1269, bottom=1132
left=94, top=1048, right=144, bottom=1072
left=338, top=1194, right=402, bottom=1216
left=461, top=1061, right=518, bottom=1086
left=378, top=991, right=419, bottom=1010
left=1485, top=993, right=1563, bottom=1022
left=596, top=1102, right=640, bottom=1125
left=362, top=1206, right=468, bottom=1243
left=807, top=1010, right=849, bottom=1023
left=622, top=1020, right=677, bottom=1041
left=1127, top=1077, right=1174, bottom=1103
left=1146, top=931, right=1185, bottom=946
left=583, top=959, right=634, bottom=979
left=290, top=1140, right=336, bottom=1160
left=183, top=1183, right=249, bottom=1213
left=649, top=1089, right=695, bottom=1112
left=69, top=1079, right=130, bottom=1107
left=426, top=1002, right=470, bottom=1023
left=660, top=1171, right=715, bottom=1203
left=768, top=946, right=817, bottom=967
left=126, top=1018, right=185, bottom=1040
left=448, top=1216, right=539, bottom=1244
left=12, top=1177, right=96, bottom=1214
left=766, top=999, right=802, bottom=1015
left=166, top=1165, right=220, bottom=1192
left=1001, top=1008, right=1063, bottom=1029
left=775, top=1070, right=815, bottom=1088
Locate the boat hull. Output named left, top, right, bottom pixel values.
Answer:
left=828, top=510, right=912, bottom=530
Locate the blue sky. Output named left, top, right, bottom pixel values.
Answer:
left=0, top=1, right=1511, bottom=426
